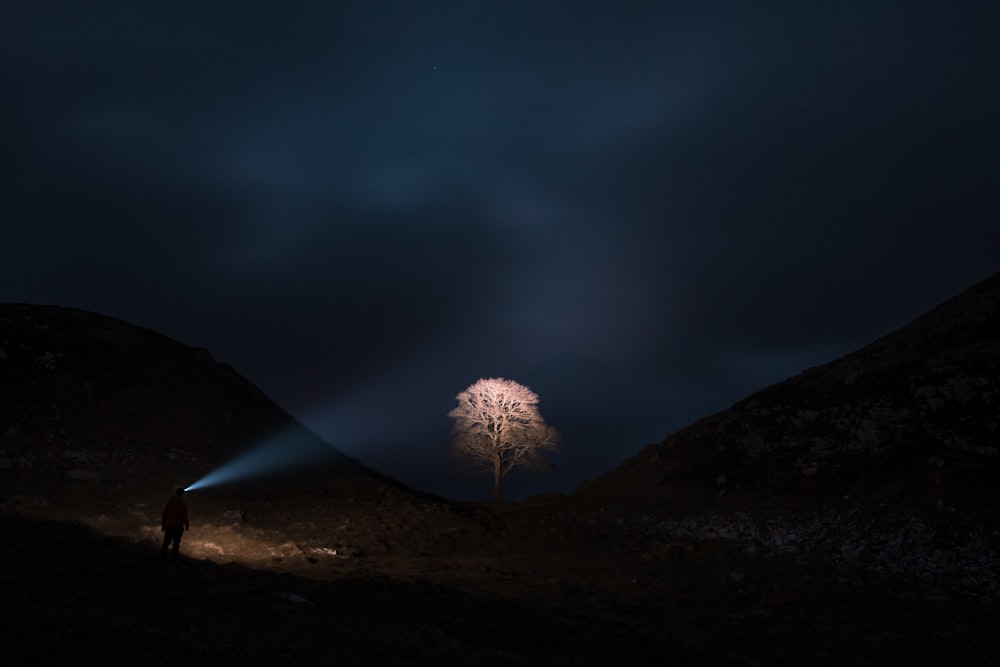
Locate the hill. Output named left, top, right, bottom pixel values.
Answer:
left=576, top=271, right=1000, bottom=509
left=0, top=302, right=410, bottom=507
left=566, top=272, right=1000, bottom=608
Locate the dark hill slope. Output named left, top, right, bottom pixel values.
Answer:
left=576, top=271, right=1000, bottom=514
left=557, top=273, right=1000, bottom=607
left=0, top=303, right=411, bottom=515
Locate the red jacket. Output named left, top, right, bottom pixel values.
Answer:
left=161, top=496, right=190, bottom=530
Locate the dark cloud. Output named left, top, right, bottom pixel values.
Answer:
left=2, top=1, right=998, bottom=499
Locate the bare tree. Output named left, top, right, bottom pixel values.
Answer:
left=448, top=377, right=560, bottom=500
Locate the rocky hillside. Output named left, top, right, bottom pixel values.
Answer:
left=0, top=303, right=418, bottom=516
left=579, top=271, right=1000, bottom=504
left=568, top=272, right=1000, bottom=604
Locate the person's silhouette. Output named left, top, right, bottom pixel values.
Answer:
left=160, top=487, right=190, bottom=563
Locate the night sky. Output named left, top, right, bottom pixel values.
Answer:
left=3, top=2, right=998, bottom=500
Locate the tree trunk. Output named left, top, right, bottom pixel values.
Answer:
left=492, top=454, right=503, bottom=501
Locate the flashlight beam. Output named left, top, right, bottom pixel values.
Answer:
left=185, top=430, right=338, bottom=492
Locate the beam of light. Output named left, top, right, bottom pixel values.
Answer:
left=184, top=429, right=338, bottom=492
left=296, top=344, right=467, bottom=460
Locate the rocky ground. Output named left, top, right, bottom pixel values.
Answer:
left=5, top=481, right=1000, bottom=666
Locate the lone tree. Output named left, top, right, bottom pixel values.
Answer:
left=448, top=377, right=560, bottom=500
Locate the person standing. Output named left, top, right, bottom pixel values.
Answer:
left=160, top=487, right=190, bottom=563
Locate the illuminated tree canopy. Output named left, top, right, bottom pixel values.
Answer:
left=448, top=377, right=560, bottom=500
